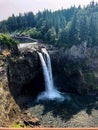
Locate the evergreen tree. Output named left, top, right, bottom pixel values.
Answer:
left=44, top=27, right=57, bottom=44
left=0, top=2, right=98, bottom=47
left=89, top=15, right=97, bottom=46
left=1, top=21, right=7, bottom=33
left=58, top=29, right=68, bottom=45
left=79, top=15, right=89, bottom=42
left=69, top=14, right=79, bottom=45
left=27, top=12, right=35, bottom=27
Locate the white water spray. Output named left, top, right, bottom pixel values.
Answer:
left=37, top=48, right=64, bottom=101
left=42, top=48, right=53, bottom=86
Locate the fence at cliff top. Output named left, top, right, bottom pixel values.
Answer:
left=11, top=34, right=39, bottom=43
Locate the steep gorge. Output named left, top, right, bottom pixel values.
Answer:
left=1, top=41, right=98, bottom=127
left=7, top=42, right=98, bottom=99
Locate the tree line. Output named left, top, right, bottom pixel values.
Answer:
left=0, top=1, right=98, bottom=47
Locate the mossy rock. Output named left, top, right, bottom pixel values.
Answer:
left=84, top=72, right=98, bottom=91
left=0, top=33, right=19, bottom=56
left=84, top=72, right=95, bottom=82
left=0, top=33, right=18, bottom=46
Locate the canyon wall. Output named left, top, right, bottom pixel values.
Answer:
left=7, top=42, right=98, bottom=97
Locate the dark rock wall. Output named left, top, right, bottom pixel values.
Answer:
left=0, top=56, right=20, bottom=127
left=7, top=49, right=45, bottom=97
left=7, top=43, right=98, bottom=97
left=50, top=43, right=98, bottom=95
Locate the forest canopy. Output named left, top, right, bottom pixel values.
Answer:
left=0, top=1, right=98, bottom=47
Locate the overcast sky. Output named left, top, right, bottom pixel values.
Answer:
left=0, top=0, right=98, bottom=21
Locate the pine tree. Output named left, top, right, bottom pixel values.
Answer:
left=1, top=21, right=7, bottom=33
left=89, top=15, right=97, bottom=46
left=79, top=15, right=89, bottom=42
left=69, top=14, right=79, bottom=45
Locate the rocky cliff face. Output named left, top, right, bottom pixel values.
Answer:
left=0, top=42, right=45, bottom=127
left=1, top=39, right=98, bottom=128
left=7, top=49, right=45, bottom=98
left=6, top=42, right=98, bottom=99
left=7, top=43, right=57, bottom=98
left=0, top=55, right=20, bottom=127
left=1, top=41, right=98, bottom=127
left=51, top=42, right=98, bottom=95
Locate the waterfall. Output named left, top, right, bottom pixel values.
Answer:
left=37, top=48, right=64, bottom=101
left=42, top=48, right=53, bottom=87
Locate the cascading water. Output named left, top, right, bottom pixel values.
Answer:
left=42, top=48, right=53, bottom=87
left=37, top=48, right=64, bottom=101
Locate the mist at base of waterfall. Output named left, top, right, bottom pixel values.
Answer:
left=37, top=48, right=70, bottom=102
left=28, top=94, right=97, bottom=128
left=37, top=90, right=71, bottom=102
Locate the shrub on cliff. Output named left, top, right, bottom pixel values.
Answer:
left=0, top=34, right=19, bottom=55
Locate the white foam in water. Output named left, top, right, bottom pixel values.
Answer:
left=37, top=49, right=65, bottom=101
left=42, top=48, right=53, bottom=86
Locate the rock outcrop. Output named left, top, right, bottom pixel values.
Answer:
left=0, top=43, right=42, bottom=127
left=1, top=41, right=98, bottom=127
left=0, top=55, right=20, bottom=127
left=6, top=42, right=98, bottom=98
left=51, top=42, right=98, bottom=95
left=7, top=49, right=45, bottom=98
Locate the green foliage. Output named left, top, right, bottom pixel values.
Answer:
left=84, top=72, right=97, bottom=90
left=58, top=29, right=68, bottom=45
left=84, top=72, right=95, bottom=82
left=44, top=27, right=57, bottom=44
left=0, top=2, right=98, bottom=47
left=79, top=15, right=89, bottom=42
left=0, top=33, right=18, bottom=47
left=0, top=21, right=8, bottom=33
left=12, top=122, right=26, bottom=128
left=25, top=28, right=41, bottom=39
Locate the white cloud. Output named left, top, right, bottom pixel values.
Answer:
left=0, top=0, right=98, bottom=21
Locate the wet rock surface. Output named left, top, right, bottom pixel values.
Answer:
left=0, top=55, right=42, bottom=128
left=7, top=51, right=42, bottom=97
left=50, top=43, right=98, bottom=95
left=1, top=41, right=98, bottom=127
left=7, top=42, right=98, bottom=97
